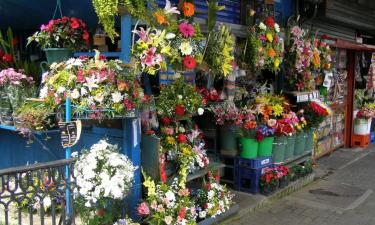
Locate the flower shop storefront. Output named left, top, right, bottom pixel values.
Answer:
left=0, top=0, right=371, bottom=225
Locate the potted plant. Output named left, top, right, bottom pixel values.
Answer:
left=39, top=51, right=146, bottom=119
left=277, top=165, right=290, bottom=188
left=27, top=17, right=89, bottom=64
left=238, top=108, right=258, bottom=159
left=277, top=111, right=299, bottom=160
left=260, top=168, right=279, bottom=195
left=354, top=103, right=374, bottom=135
left=0, top=68, right=35, bottom=125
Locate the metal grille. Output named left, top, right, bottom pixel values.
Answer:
left=0, top=159, right=76, bottom=225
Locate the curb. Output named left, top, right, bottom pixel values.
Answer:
left=220, top=173, right=316, bottom=224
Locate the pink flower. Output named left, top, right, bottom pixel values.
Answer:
left=134, top=27, right=150, bottom=42
left=137, top=202, right=150, bottom=216
left=165, top=127, right=174, bottom=135
left=142, top=47, right=156, bottom=67
left=259, top=35, right=266, bottom=42
left=178, top=22, right=195, bottom=38
left=291, top=26, right=303, bottom=38
left=124, top=98, right=134, bottom=110
left=77, top=69, right=85, bottom=83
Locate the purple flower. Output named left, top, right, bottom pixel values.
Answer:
left=259, top=35, right=266, bottom=42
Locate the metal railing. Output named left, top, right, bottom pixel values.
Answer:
left=0, top=159, right=76, bottom=225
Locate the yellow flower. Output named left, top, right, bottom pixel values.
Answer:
left=143, top=177, right=156, bottom=197
left=166, top=136, right=176, bottom=145
left=272, top=104, right=283, bottom=116
left=266, top=32, right=273, bottom=42
left=274, top=58, right=280, bottom=69
left=296, top=125, right=301, bottom=130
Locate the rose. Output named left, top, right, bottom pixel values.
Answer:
left=178, top=134, right=187, bottom=143
left=161, top=116, right=171, bottom=125
left=175, top=104, right=185, bottom=116
left=265, top=16, right=275, bottom=27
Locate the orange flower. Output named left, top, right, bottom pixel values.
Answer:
left=182, top=2, right=195, bottom=17
left=312, top=50, right=320, bottom=69
left=154, top=12, right=167, bottom=25
left=268, top=48, right=276, bottom=58
left=244, top=121, right=257, bottom=130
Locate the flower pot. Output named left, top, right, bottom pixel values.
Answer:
left=219, top=125, right=239, bottom=156
left=44, top=48, right=73, bottom=64
left=284, top=135, right=296, bottom=160
left=353, top=118, right=372, bottom=135
left=258, top=137, right=274, bottom=157
left=272, top=136, right=286, bottom=163
left=294, top=132, right=306, bottom=156
left=304, top=129, right=315, bottom=152
left=239, top=137, right=258, bottom=159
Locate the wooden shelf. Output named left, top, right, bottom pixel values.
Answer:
left=274, top=151, right=312, bottom=166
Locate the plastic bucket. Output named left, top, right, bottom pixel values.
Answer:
left=304, top=129, right=315, bottom=152
left=353, top=118, right=371, bottom=135
left=294, top=132, right=306, bottom=156
left=219, top=125, right=239, bottom=156
left=258, top=137, right=274, bottom=157
left=239, top=137, right=258, bottom=159
left=44, top=48, right=73, bottom=64
left=284, top=135, right=296, bottom=160
left=272, top=136, right=286, bottom=163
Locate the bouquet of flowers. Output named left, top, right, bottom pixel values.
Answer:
left=274, top=112, right=299, bottom=136
left=253, top=93, right=287, bottom=121
left=137, top=173, right=197, bottom=225
left=195, top=171, right=234, bottom=220
left=318, top=40, right=332, bottom=71
left=40, top=51, right=145, bottom=119
left=196, top=87, right=221, bottom=105
left=159, top=120, right=209, bottom=187
left=165, top=1, right=203, bottom=71
left=211, top=103, right=244, bottom=126
left=247, top=16, right=283, bottom=73
left=132, top=28, right=174, bottom=75
left=0, top=68, right=35, bottom=115
left=27, top=17, right=89, bottom=50
left=73, top=140, right=137, bottom=225
left=255, top=124, right=275, bottom=142
left=302, top=101, right=330, bottom=129
left=156, top=78, right=203, bottom=118
left=260, top=167, right=279, bottom=194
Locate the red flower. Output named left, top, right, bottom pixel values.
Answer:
left=2, top=54, right=13, bottom=62
left=124, top=98, right=134, bottom=110
left=321, top=34, right=329, bottom=39
left=70, top=18, right=80, bottom=29
left=178, top=207, right=186, bottom=221
left=82, top=31, right=89, bottom=43
left=265, top=16, right=275, bottom=27
left=12, top=38, right=18, bottom=46
left=143, top=94, right=151, bottom=102
left=256, top=131, right=265, bottom=142
left=175, top=104, right=185, bottom=116
left=207, top=171, right=212, bottom=178
left=204, top=203, right=208, bottom=209
left=178, top=134, right=187, bottom=143
left=99, top=55, right=107, bottom=60
left=183, top=56, right=196, bottom=70
left=161, top=117, right=171, bottom=125
left=206, top=183, right=211, bottom=190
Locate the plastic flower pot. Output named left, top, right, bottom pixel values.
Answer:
left=294, top=132, right=306, bottom=156
left=284, top=134, right=296, bottom=160
left=219, top=125, right=239, bottom=156
left=272, top=136, right=286, bottom=163
left=41, top=48, right=73, bottom=72
left=304, top=129, right=315, bottom=152
left=239, top=137, right=258, bottom=159
left=353, top=118, right=372, bottom=135
left=258, top=137, right=274, bottom=157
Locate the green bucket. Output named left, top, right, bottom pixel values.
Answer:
left=44, top=48, right=73, bottom=64
left=294, top=132, right=306, bottom=156
left=239, top=137, right=258, bottom=159
left=304, top=129, right=314, bottom=152
left=258, top=137, right=274, bottom=157
left=219, top=125, right=239, bottom=156
left=284, top=135, right=296, bottom=160
left=272, top=136, right=286, bottom=163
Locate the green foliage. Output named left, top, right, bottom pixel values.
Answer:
left=15, top=100, right=54, bottom=132
left=207, top=0, right=225, bottom=33
left=354, top=89, right=368, bottom=109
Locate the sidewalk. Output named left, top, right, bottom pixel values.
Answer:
left=221, top=147, right=375, bottom=225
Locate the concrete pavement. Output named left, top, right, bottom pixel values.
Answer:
left=221, top=147, right=375, bottom=225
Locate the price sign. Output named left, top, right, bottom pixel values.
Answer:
left=58, top=120, right=82, bottom=148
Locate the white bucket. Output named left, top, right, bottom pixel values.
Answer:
left=353, top=118, right=372, bottom=135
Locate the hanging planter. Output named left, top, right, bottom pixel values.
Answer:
left=294, top=131, right=306, bottom=156
left=284, top=134, right=296, bottom=160
left=44, top=48, right=73, bottom=64
left=272, top=136, right=286, bottom=163
left=239, top=137, right=258, bottom=159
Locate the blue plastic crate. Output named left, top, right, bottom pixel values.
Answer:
left=234, top=166, right=263, bottom=194
left=371, top=132, right=375, bottom=144
left=235, top=156, right=273, bottom=170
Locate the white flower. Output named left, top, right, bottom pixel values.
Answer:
left=165, top=190, right=175, bottom=202
left=259, top=22, right=267, bottom=31
left=199, top=211, right=207, bottom=218
left=39, top=86, right=48, bottom=98
left=165, top=33, right=176, bottom=40
left=80, top=87, right=88, bottom=96
left=94, top=92, right=104, bottom=103
left=208, top=190, right=215, bottom=199
left=71, top=151, right=78, bottom=158
left=179, top=42, right=193, bottom=55
left=84, top=76, right=99, bottom=91
left=198, top=108, right=204, bottom=115
left=274, top=23, right=280, bottom=33
left=179, top=127, right=185, bottom=133
left=112, top=92, right=123, bottom=103
left=56, top=86, right=66, bottom=94
left=71, top=89, right=80, bottom=99
left=43, top=196, right=52, bottom=210
left=164, top=216, right=173, bottom=225
left=164, top=0, right=180, bottom=14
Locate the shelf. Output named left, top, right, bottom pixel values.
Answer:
left=187, top=162, right=225, bottom=182
left=275, top=151, right=312, bottom=166
left=0, top=124, right=59, bottom=135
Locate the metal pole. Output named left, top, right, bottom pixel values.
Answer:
left=65, top=97, right=71, bottom=216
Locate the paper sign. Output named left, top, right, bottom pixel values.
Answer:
left=58, top=120, right=82, bottom=148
